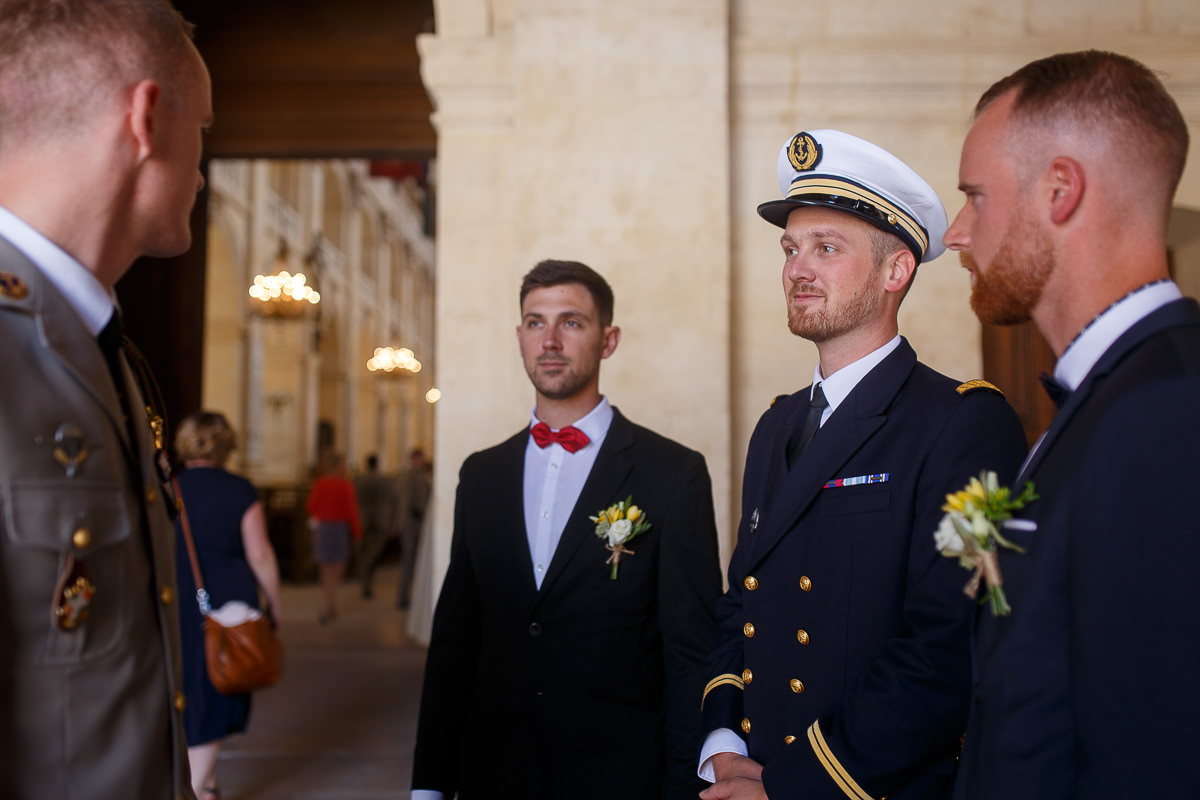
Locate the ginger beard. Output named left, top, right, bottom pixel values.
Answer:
left=965, top=206, right=1056, bottom=326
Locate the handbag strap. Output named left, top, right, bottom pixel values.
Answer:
left=172, top=476, right=213, bottom=615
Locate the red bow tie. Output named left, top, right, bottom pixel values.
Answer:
left=531, top=421, right=590, bottom=453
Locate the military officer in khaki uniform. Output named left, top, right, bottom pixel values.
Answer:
left=0, top=2, right=212, bottom=797
left=698, top=130, right=1027, bottom=800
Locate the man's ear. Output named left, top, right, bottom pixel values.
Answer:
left=883, top=249, right=917, bottom=295
left=600, top=325, right=621, bottom=359
left=127, top=79, right=161, bottom=162
left=1046, top=156, right=1085, bottom=226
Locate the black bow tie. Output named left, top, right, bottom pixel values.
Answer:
left=1038, top=372, right=1070, bottom=409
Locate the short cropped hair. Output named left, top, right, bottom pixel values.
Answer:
left=0, top=0, right=195, bottom=149
left=175, top=410, right=238, bottom=466
left=976, top=50, right=1189, bottom=199
left=519, top=260, right=615, bottom=327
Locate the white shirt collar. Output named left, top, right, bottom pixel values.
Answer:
left=0, top=204, right=114, bottom=335
left=528, top=396, right=614, bottom=451
left=1054, top=280, right=1182, bottom=391
left=810, top=335, right=902, bottom=415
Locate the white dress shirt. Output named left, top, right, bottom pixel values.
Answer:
left=523, top=397, right=614, bottom=589
left=411, top=397, right=614, bottom=800
left=698, top=335, right=902, bottom=781
left=0, top=204, right=115, bottom=334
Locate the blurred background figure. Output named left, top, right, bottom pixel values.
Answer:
left=173, top=410, right=283, bottom=800
left=395, top=448, right=432, bottom=610
left=354, top=453, right=398, bottom=599
left=306, top=453, right=361, bottom=624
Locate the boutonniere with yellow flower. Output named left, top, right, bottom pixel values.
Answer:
left=590, top=496, right=651, bottom=580
left=934, top=470, right=1038, bottom=617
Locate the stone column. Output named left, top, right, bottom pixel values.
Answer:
left=419, top=0, right=734, bottom=612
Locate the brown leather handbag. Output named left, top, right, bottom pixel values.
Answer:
left=175, top=478, right=284, bottom=695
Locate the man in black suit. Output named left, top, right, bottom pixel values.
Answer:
left=699, top=130, right=1027, bottom=800
left=944, top=50, right=1200, bottom=799
left=412, top=259, right=722, bottom=800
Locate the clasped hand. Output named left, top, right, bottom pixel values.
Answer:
left=699, top=753, right=767, bottom=800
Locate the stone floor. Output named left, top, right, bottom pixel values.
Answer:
left=211, top=564, right=426, bottom=799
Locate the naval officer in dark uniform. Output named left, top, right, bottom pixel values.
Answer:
left=698, top=130, right=1027, bottom=800
left=0, top=2, right=212, bottom=798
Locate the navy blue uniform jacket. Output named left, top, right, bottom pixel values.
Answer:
left=703, top=339, right=1026, bottom=800
left=954, top=298, right=1200, bottom=799
left=413, top=409, right=723, bottom=800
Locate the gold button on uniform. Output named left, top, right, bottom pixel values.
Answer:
left=145, top=486, right=157, bottom=504
left=173, top=692, right=186, bottom=712
left=72, top=528, right=91, bottom=549
left=743, top=622, right=755, bottom=638
left=744, top=576, right=758, bottom=590
left=796, top=629, right=810, bottom=645
left=784, top=735, right=797, bottom=745
left=160, top=586, right=174, bottom=605
left=790, top=679, right=804, bottom=694
left=741, top=717, right=751, bottom=734
left=799, top=576, right=812, bottom=591
left=742, top=668, right=753, bottom=685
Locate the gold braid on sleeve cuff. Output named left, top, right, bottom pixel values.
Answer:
left=701, top=674, right=744, bottom=709
left=807, top=720, right=881, bottom=800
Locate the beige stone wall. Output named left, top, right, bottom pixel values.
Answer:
left=421, top=0, right=734, bottom=593
left=419, top=0, right=1200, bottom=622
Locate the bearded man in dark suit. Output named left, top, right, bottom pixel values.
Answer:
left=412, top=259, right=722, bottom=800
left=945, top=50, right=1200, bottom=799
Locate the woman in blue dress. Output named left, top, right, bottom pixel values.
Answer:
left=173, top=411, right=282, bottom=800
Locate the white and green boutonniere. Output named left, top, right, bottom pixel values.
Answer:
left=934, top=470, right=1037, bottom=617
left=590, top=496, right=651, bottom=580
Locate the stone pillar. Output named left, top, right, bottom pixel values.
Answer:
left=419, top=0, right=734, bottom=608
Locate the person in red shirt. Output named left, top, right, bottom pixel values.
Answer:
left=306, top=453, right=361, bottom=624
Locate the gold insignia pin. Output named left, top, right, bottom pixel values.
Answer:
left=787, top=132, right=823, bottom=172
left=0, top=272, right=30, bottom=300
left=52, top=423, right=90, bottom=477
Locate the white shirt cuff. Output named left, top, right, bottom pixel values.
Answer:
left=697, top=727, right=750, bottom=782
left=410, top=791, right=444, bottom=800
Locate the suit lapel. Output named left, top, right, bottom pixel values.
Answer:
left=492, top=431, right=540, bottom=599
left=746, top=340, right=916, bottom=571
left=534, top=410, right=635, bottom=604
left=1018, top=298, right=1200, bottom=484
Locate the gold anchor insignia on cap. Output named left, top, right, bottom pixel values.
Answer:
left=0, top=272, right=30, bottom=300
left=787, top=132, right=823, bottom=172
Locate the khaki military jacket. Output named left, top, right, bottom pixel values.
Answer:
left=0, top=237, right=193, bottom=799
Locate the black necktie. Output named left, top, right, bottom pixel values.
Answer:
left=97, top=312, right=142, bottom=472
left=1038, top=372, right=1070, bottom=409
left=786, top=383, right=828, bottom=469
left=97, top=313, right=125, bottom=389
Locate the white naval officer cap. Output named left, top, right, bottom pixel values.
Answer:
left=757, top=129, right=948, bottom=263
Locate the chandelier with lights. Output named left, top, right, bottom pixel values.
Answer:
left=248, top=238, right=321, bottom=317
left=367, top=346, right=422, bottom=375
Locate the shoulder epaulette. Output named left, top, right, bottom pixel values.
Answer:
left=769, top=393, right=788, bottom=408
left=956, top=379, right=1004, bottom=397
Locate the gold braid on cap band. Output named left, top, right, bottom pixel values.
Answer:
left=786, top=176, right=929, bottom=259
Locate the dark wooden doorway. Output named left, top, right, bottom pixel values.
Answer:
left=981, top=322, right=1057, bottom=446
